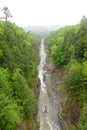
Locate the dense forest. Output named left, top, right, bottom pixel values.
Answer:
left=1, top=6, right=87, bottom=130
left=0, top=20, right=40, bottom=130
left=45, top=16, right=87, bottom=130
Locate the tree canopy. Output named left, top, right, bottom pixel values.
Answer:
left=0, top=20, right=40, bottom=130
left=45, top=16, right=87, bottom=129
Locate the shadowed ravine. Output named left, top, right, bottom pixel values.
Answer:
left=37, top=39, right=61, bottom=130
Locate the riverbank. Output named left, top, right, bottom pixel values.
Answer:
left=37, top=39, right=80, bottom=130
left=44, top=52, right=70, bottom=130
left=44, top=48, right=83, bottom=130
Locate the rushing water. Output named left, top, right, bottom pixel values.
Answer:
left=37, top=39, right=61, bottom=130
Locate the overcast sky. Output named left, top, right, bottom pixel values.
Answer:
left=0, top=0, right=87, bottom=27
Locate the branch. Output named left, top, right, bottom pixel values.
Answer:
left=0, top=17, right=6, bottom=19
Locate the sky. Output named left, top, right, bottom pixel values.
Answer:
left=0, top=0, right=87, bottom=27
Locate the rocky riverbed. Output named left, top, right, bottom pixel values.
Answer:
left=37, top=39, right=61, bottom=130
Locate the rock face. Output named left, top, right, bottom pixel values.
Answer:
left=44, top=54, right=70, bottom=130
left=44, top=51, right=81, bottom=130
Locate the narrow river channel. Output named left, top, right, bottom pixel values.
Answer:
left=37, top=39, right=61, bottom=130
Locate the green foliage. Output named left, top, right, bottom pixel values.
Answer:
left=0, top=20, right=40, bottom=129
left=78, top=105, right=87, bottom=130
left=0, top=67, right=12, bottom=96
left=64, top=61, right=87, bottom=101
left=0, top=49, right=3, bottom=58
left=64, top=63, right=82, bottom=96
left=0, top=93, right=20, bottom=130
left=51, top=43, right=66, bottom=66
left=45, top=26, right=78, bottom=66
left=45, top=16, right=87, bottom=129
left=82, top=61, right=87, bottom=76
left=11, top=69, right=36, bottom=119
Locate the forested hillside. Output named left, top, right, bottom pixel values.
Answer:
left=0, top=20, right=40, bottom=130
left=45, top=16, right=87, bottom=130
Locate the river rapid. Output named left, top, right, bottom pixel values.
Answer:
left=37, top=39, right=61, bottom=130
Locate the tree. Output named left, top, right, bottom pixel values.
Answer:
left=80, top=16, right=87, bottom=28
left=1, top=7, right=12, bottom=22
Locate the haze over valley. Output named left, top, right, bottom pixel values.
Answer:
left=23, top=25, right=62, bottom=34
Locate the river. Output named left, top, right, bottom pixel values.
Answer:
left=37, top=39, right=61, bottom=130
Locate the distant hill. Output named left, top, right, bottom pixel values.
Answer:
left=23, top=25, right=62, bottom=35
